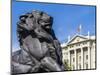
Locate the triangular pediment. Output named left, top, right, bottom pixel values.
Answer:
left=67, top=35, right=88, bottom=45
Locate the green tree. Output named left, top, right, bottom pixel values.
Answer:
left=63, top=60, right=72, bottom=70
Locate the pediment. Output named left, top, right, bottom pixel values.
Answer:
left=68, top=35, right=88, bottom=45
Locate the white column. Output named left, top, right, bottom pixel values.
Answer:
left=74, top=50, right=77, bottom=70
left=88, top=46, right=91, bottom=69
left=68, top=51, right=70, bottom=66
left=81, top=48, right=83, bottom=69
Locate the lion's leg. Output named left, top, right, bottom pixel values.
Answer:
left=23, top=36, right=48, bottom=60
left=41, top=57, right=61, bottom=72
left=12, top=61, right=32, bottom=74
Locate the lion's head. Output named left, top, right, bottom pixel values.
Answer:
left=17, top=10, right=53, bottom=46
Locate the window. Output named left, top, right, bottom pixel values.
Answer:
left=79, top=56, right=81, bottom=61
left=83, top=42, right=87, bottom=45
left=86, top=63, right=88, bottom=69
left=64, top=60, right=67, bottom=66
left=70, top=45, right=74, bottom=48
left=73, top=58, right=75, bottom=62
left=79, top=64, right=81, bottom=69
left=73, top=65, right=75, bottom=70
left=65, top=47, right=68, bottom=50
left=72, top=45, right=74, bottom=47
left=86, top=55, right=88, bottom=60
left=67, top=59, right=69, bottom=63
left=76, top=43, right=80, bottom=46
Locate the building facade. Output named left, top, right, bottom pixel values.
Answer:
left=61, top=35, right=96, bottom=70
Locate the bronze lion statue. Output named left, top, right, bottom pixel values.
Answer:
left=12, top=10, right=64, bottom=74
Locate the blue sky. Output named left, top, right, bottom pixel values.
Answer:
left=12, top=1, right=96, bottom=51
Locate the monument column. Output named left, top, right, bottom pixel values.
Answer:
left=68, top=51, right=71, bottom=66
left=74, top=49, right=77, bottom=70
left=81, top=47, right=84, bottom=69
left=88, top=46, right=91, bottom=69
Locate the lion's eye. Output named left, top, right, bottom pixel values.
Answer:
left=29, top=15, right=33, bottom=18
left=21, top=17, right=25, bottom=20
left=39, top=20, right=45, bottom=24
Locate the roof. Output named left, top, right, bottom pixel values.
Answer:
left=61, top=34, right=95, bottom=47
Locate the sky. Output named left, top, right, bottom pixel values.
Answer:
left=12, top=1, right=96, bottom=51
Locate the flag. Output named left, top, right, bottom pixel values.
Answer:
left=77, top=24, right=82, bottom=33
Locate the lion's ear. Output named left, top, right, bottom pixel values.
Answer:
left=19, top=15, right=28, bottom=20
left=26, top=13, right=33, bottom=18
left=40, top=12, right=43, bottom=16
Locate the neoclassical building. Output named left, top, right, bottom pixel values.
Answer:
left=61, top=34, right=96, bottom=70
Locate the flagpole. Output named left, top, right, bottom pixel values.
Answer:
left=78, top=24, right=82, bottom=35
left=80, top=24, right=82, bottom=35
